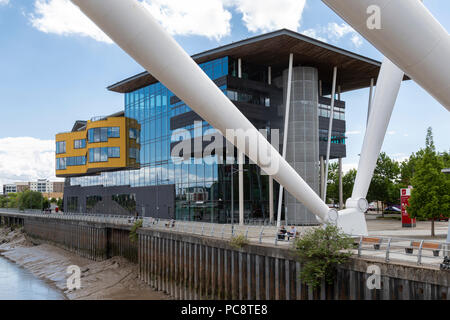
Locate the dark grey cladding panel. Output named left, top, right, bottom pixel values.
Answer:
left=170, top=76, right=228, bottom=105
left=227, top=76, right=282, bottom=95
left=318, top=116, right=346, bottom=132
left=64, top=184, right=176, bottom=219
left=233, top=101, right=280, bottom=121
left=170, top=111, right=203, bottom=130
left=319, top=96, right=346, bottom=108
left=319, top=141, right=347, bottom=159
left=170, top=103, right=281, bottom=131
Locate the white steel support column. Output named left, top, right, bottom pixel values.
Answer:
left=337, top=86, right=343, bottom=210
left=238, top=58, right=244, bottom=226
left=238, top=152, right=245, bottom=226
left=322, top=66, right=338, bottom=203
left=337, top=58, right=403, bottom=236
left=351, top=58, right=404, bottom=200
left=268, top=66, right=274, bottom=224
left=321, top=0, right=450, bottom=111
left=276, top=53, right=294, bottom=228
left=367, top=78, right=374, bottom=126
left=268, top=66, right=272, bottom=85
left=320, top=156, right=325, bottom=199
left=339, top=158, right=343, bottom=209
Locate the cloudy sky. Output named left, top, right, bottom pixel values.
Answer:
left=0, top=0, right=449, bottom=188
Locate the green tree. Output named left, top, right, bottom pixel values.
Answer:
left=408, top=128, right=450, bottom=237
left=16, top=190, right=44, bottom=210
left=342, top=169, right=357, bottom=203
left=367, top=152, right=401, bottom=212
left=57, top=198, right=64, bottom=211
left=325, top=162, right=340, bottom=204
left=399, top=151, right=424, bottom=187
left=325, top=164, right=357, bottom=206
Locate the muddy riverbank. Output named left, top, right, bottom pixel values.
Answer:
left=0, top=226, right=170, bottom=300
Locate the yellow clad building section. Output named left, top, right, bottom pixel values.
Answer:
left=55, top=116, right=140, bottom=178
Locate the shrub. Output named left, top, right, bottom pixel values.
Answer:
left=129, top=219, right=143, bottom=243
left=230, top=234, right=249, bottom=249
left=294, top=225, right=354, bottom=288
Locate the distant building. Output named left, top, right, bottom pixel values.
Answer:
left=443, top=168, right=450, bottom=174
left=2, top=180, right=64, bottom=197
left=3, top=184, right=17, bottom=195
left=30, top=179, right=54, bottom=193
left=15, top=182, right=29, bottom=193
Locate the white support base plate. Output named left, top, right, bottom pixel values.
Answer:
left=336, top=208, right=368, bottom=236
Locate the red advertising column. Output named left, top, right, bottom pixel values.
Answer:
left=401, top=188, right=416, bottom=228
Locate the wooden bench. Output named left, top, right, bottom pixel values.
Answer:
left=360, top=237, right=383, bottom=250
left=405, top=241, right=441, bottom=257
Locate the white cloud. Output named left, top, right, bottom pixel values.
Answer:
left=327, top=22, right=353, bottom=39
left=302, top=28, right=328, bottom=43
left=301, top=22, right=364, bottom=48
left=389, top=153, right=408, bottom=163
left=351, top=34, right=363, bottom=47
left=30, top=0, right=113, bottom=43
left=342, top=162, right=358, bottom=173
left=142, top=0, right=232, bottom=40
left=0, top=0, right=9, bottom=6
left=0, top=137, right=62, bottom=188
left=29, top=0, right=232, bottom=43
left=346, top=130, right=362, bottom=135
left=28, top=0, right=363, bottom=49
left=226, top=0, right=307, bottom=33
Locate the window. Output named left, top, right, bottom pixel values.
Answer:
left=108, top=127, right=120, bottom=138
left=74, top=139, right=86, bottom=149
left=89, top=147, right=120, bottom=163
left=56, top=141, right=66, bottom=154
left=129, top=148, right=138, bottom=159
left=226, top=89, right=270, bottom=107
left=67, top=197, right=78, bottom=212
left=56, top=158, right=66, bottom=170
left=88, top=127, right=120, bottom=143
left=66, top=156, right=86, bottom=166
left=108, top=147, right=120, bottom=158
left=86, top=195, right=102, bottom=213
left=111, top=194, right=136, bottom=214
left=129, top=128, right=139, bottom=140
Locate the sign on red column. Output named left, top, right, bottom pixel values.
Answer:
left=401, top=188, right=416, bottom=228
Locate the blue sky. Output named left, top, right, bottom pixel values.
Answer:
left=0, top=0, right=449, bottom=187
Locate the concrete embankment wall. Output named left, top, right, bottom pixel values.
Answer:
left=1, top=213, right=449, bottom=300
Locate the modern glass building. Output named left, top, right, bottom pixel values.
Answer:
left=58, top=29, right=386, bottom=225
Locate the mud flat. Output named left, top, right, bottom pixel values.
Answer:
left=0, top=226, right=170, bottom=300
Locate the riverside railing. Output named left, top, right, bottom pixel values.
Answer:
left=1, top=209, right=449, bottom=270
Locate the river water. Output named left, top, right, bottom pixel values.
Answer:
left=0, top=256, right=64, bottom=300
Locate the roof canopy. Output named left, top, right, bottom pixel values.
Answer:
left=108, top=29, right=409, bottom=94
